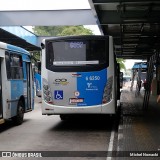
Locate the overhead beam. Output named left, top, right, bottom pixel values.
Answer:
left=0, top=26, right=38, bottom=46
left=98, top=10, right=160, bottom=24
left=0, top=10, right=97, bottom=26
left=92, top=0, right=160, bottom=3
left=0, top=26, right=41, bottom=51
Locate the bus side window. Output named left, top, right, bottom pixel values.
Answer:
left=10, top=53, right=23, bottom=80
left=5, top=51, right=11, bottom=79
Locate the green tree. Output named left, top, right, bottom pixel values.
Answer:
left=116, top=58, right=126, bottom=71
left=58, top=26, right=93, bottom=36
left=33, top=26, right=65, bottom=36
left=33, top=26, right=93, bottom=36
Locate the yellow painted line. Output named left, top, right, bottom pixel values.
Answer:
left=0, top=119, right=5, bottom=124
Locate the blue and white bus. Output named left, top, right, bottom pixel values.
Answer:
left=0, top=42, right=34, bottom=125
left=41, top=35, right=120, bottom=120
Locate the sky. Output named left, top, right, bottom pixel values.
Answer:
left=0, top=0, right=90, bottom=10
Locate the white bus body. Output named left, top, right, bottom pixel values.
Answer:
left=41, top=36, right=119, bottom=119
left=0, top=42, right=34, bottom=125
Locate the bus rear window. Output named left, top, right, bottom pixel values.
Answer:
left=46, top=39, right=109, bottom=72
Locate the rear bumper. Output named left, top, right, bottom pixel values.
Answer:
left=42, top=99, right=116, bottom=115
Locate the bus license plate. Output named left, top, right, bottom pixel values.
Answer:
left=69, top=98, right=84, bottom=104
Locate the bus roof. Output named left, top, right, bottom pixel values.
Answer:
left=0, top=41, right=30, bottom=55
left=43, top=35, right=110, bottom=42
left=132, top=62, right=147, bottom=70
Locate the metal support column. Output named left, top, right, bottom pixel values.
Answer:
left=143, top=53, right=157, bottom=110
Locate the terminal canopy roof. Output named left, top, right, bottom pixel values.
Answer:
left=0, top=27, right=40, bottom=51
left=90, top=0, right=160, bottom=59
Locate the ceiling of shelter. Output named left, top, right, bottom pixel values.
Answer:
left=0, top=28, right=40, bottom=51
left=90, top=0, right=160, bottom=59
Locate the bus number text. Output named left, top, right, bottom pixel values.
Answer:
left=70, top=42, right=83, bottom=49
left=86, top=76, right=100, bottom=81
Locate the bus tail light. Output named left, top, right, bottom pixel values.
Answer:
left=102, top=76, right=113, bottom=104
left=43, top=79, right=54, bottom=104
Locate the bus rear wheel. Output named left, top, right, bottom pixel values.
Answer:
left=60, top=114, right=69, bottom=120
left=12, top=101, right=24, bottom=125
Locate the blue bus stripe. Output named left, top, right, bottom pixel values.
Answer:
left=77, top=69, right=107, bottom=106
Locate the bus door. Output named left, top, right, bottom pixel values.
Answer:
left=0, top=59, right=3, bottom=118
left=26, top=62, right=31, bottom=110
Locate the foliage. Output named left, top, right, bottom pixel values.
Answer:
left=58, top=26, right=93, bottom=36
left=116, top=58, right=126, bottom=71
left=33, top=52, right=41, bottom=61
left=33, top=26, right=93, bottom=36
left=33, top=26, right=65, bottom=36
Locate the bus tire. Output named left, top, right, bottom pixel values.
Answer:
left=12, top=101, right=24, bottom=125
left=60, top=114, right=69, bottom=121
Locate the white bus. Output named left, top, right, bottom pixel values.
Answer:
left=41, top=35, right=120, bottom=120
left=0, top=42, right=34, bottom=125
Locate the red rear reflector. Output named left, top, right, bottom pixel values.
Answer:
left=102, top=100, right=107, bottom=104
left=45, top=108, right=54, bottom=110
left=48, top=101, right=54, bottom=104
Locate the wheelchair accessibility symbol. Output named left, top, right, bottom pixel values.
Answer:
left=54, top=90, right=63, bottom=100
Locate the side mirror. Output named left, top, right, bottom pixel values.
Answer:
left=41, top=42, right=45, bottom=49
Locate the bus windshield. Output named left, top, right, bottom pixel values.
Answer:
left=46, top=39, right=109, bottom=71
